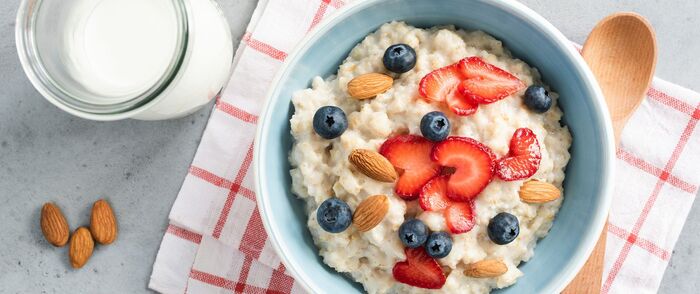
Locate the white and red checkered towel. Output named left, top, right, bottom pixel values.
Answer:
left=149, top=0, right=700, bottom=293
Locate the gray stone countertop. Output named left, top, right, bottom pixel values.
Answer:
left=0, top=0, right=697, bottom=293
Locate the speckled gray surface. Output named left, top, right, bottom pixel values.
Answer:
left=0, top=0, right=697, bottom=293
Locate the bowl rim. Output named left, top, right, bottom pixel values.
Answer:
left=253, top=0, right=615, bottom=293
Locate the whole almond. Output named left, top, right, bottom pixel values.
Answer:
left=464, top=259, right=508, bottom=278
left=40, top=203, right=70, bottom=247
left=90, top=199, right=118, bottom=245
left=348, top=149, right=397, bottom=182
left=69, top=227, right=94, bottom=269
left=518, top=180, right=561, bottom=203
left=353, top=195, right=390, bottom=232
left=347, top=73, right=393, bottom=100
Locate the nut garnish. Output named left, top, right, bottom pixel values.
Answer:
left=40, top=203, right=70, bottom=247
left=464, top=259, right=508, bottom=278
left=353, top=195, right=390, bottom=232
left=90, top=199, right=118, bottom=245
left=347, top=73, right=393, bottom=99
left=518, top=180, right=561, bottom=203
left=69, top=227, right=94, bottom=269
left=348, top=149, right=397, bottom=182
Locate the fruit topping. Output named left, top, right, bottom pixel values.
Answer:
left=312, top=106, right=348, bottom=139
left=457, top=57, right=526, bottom=104
left=444, top=202, right=476, bottom=234
left=425, top=232, right=452, bottom=259
left=380, top=135, right=441, bottom=199
left=419, top=176, right=477, bottom=234
left=418, top=57, right=525, bottom=116
left=524, top=85, right=553, bottom=113
left=383, top=44, right=417, bottom=74
left=418, top=63, right=464, bottom=103
left=431, top=137, right=495, bottom=201
left=399, top=219, right=429, bottom=248
left=487, top=212, right=520, bottom=245
left=445, top=89, right=479, bottom=116
left=392, top=247, right=447, bottom=289
left=495, top=128, right=541, bottom=181
left=420, top=111, right=451, bottom=142
left=316, top=198, right=352, bottom=233
left=418, top=175, right=451, bottom=211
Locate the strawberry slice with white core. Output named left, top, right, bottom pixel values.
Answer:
left=419, top=175, right=451, bottom=211
left=418, top=63, right=478, bottom=116
left=380, top=135, right=441, bottom=200
left=392, top=247, right=446, bottom=289
left=457, top=57, right=525, bottom=104
left=496, top=128, right=542, bottom=181
left=418, top=64, right=463, bottom=103
left=445, top=89, right=478, bottom=116
left=431, top=137, right=495, bottom=201
left=419, top=175, right=478, bottom=234
left=444, top=201, right=476, bottom=234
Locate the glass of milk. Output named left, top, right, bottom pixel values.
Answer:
left=15, top=0, right=234, bottom=120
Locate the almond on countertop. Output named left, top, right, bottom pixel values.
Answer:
left=464, top=259, right=508, bottom=278
left=353, top=195, right=390, bottom=232
left=90, top=199, right=118, bottom=245
left=347, top=73, right=393, bottom=100
left=40, top=203, right=70, bottom=247
left=69, top=227, right=94, bottom=269
left=518, top=180, right=561, bottom=203
left=348, top=149, right=398, bottom=182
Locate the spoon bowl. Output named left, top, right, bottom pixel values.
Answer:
left=583, top=12, right=657, bottom=141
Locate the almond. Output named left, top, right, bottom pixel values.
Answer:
left=464, top=259, right=508, bottom=278
left=518, top=180, right=561, bottom=203
left=69, top=227, right=94, bottom=269
left=353, top=195, right=390, bottom=232
left=90, top=199, right=118, bottom=245
left=40, top=203, right=70, bottom=247
left=347, top=73, right=393, bottom=99
left=348, top=149, right=397, bottom=182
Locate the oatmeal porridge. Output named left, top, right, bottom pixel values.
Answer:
left=288, top=21, right=572, bottom=293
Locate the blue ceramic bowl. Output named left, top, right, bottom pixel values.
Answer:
left=254, top=0, right=615, bottom=293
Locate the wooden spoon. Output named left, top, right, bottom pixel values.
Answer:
left=563, top=12, right=657, bottom=293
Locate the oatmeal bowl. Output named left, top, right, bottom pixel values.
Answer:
left=254, top=0, right=615, bottom=293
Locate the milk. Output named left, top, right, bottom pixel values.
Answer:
left=19, top=0, right=234, bottom=119
left=62, top=0, right=180, bottom=101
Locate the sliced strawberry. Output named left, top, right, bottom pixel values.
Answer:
left=456, top=57, right=525, bottom=104
left=446, top=90, right=478, bottom=116
left=418, top=64, right=464, bottom=103
left=380, top=135, right=441, bottom=200
left=495, top=128, right=542, bottom=181
left=392, top=247, right=446, bottom=289
left=431, top=137, right=495, bottom=201
left=419, top=175, right=451, bottom=211
left=444, top=201, right=476, bottom=234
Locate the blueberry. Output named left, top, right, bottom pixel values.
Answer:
left=316, top=198, right=352, bottom=233
left=425, top=232, right=452, bottom=258
left=420, top=111, right=450, bottom=142
left=313, top=106, right=348, bottom=139
left=399, top=219, right=429, bottom=248
left=524, top=85, right=553, bottom=113
left=487, top=212, right=520, bottom=245
left=383, top=44, right=417, bottom=74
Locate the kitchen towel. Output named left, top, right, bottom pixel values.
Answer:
left=149, top=0, right=700, bottom=293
